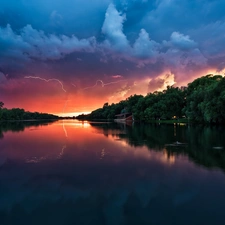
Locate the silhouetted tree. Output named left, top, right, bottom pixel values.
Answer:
left=0, top=101, right=4, bottom=109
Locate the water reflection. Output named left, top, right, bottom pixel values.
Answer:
left=0, top=120, right=225, bottom=225
left=0, top=120, right=56, bottom=139
left=90, top=122, right=225, bottom=172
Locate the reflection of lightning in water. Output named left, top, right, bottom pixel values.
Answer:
left=100, top=148, right=105, bottom=159
left=82, top=79, right=126, bottom=91
left=24, top=76, right=66, bottom=92
left=26, top=145, right=67, bottom=163
left=62, top=121, right=68, bottom=138
left=58, top=145, right=67, bottom=159
left=26, top=156, right=46, bottom=163
left=62, top=100, right=69, bottom=137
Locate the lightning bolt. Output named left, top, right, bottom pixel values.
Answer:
left=24, top=76, right=127, bottom=119
left=62, top=99, right=69, bottom=113
left=82, top=79, right=127, bottom=91
left=24, top=76, right=66, bottom=92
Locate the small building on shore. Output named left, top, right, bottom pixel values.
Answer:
left=114, top=112, right=133, bottom=122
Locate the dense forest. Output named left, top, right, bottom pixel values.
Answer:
left=0, top=102, right=58, bottom=121
left=77, top=74, right=225, bottom=124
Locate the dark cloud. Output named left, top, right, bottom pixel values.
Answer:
left=0, top=24, right=95, bottom=60
left=133, top=29, right=159, bottom=59
left=1, top=0, right=225, bottom=113
left=1, top=1, right=224, bottom=76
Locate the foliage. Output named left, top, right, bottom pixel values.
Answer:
left=184, top=74, right=225, bottom=123
left=0, top=104, right=58, bottom=121
left=77, top=74, right=225, bottom=124
left=79, top=87, right=186, bottom=122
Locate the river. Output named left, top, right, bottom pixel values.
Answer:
left=0, top=120, right=225, bottom=225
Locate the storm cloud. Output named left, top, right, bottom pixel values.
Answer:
left=0, top=0, right=225, bottom=114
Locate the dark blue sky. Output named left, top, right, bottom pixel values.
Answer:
left=0, top=0, right=225, bottom=115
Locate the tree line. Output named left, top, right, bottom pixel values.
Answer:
left=77, top=74, right=225, bottom=124
left=0, top=102, right=58, bottom=121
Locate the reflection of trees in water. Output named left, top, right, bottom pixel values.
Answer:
left=90, top=122, right=225, bottom=172
left=0, top=120, right=57, bottom=137
left=185, top=125, right=225, bottom=171
left=122, top=123, right=187, bottom=150
left=90, top=122, right=187, bottom=149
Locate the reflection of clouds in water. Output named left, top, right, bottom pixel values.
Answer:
left=0, top=169, right=203, bottom=225
left=0, top=148, right=223, bottom=225
left=0, top=156, right=7, bottom=167
left=174, top=190, right=198, bottom=206
left=28, top=128, right=40, bottom=131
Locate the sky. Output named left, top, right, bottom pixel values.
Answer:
left=1, top=0, right=225, bottom=116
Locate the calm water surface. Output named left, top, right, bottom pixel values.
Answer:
left=0, top=120, right=225, bottom=225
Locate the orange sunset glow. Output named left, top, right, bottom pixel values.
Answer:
left=0, top=70, right=216, bottom=116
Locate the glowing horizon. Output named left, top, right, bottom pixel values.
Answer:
left=57, top=112, right=91, bottom=117
left=1, top=70, right=223, bottom=116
